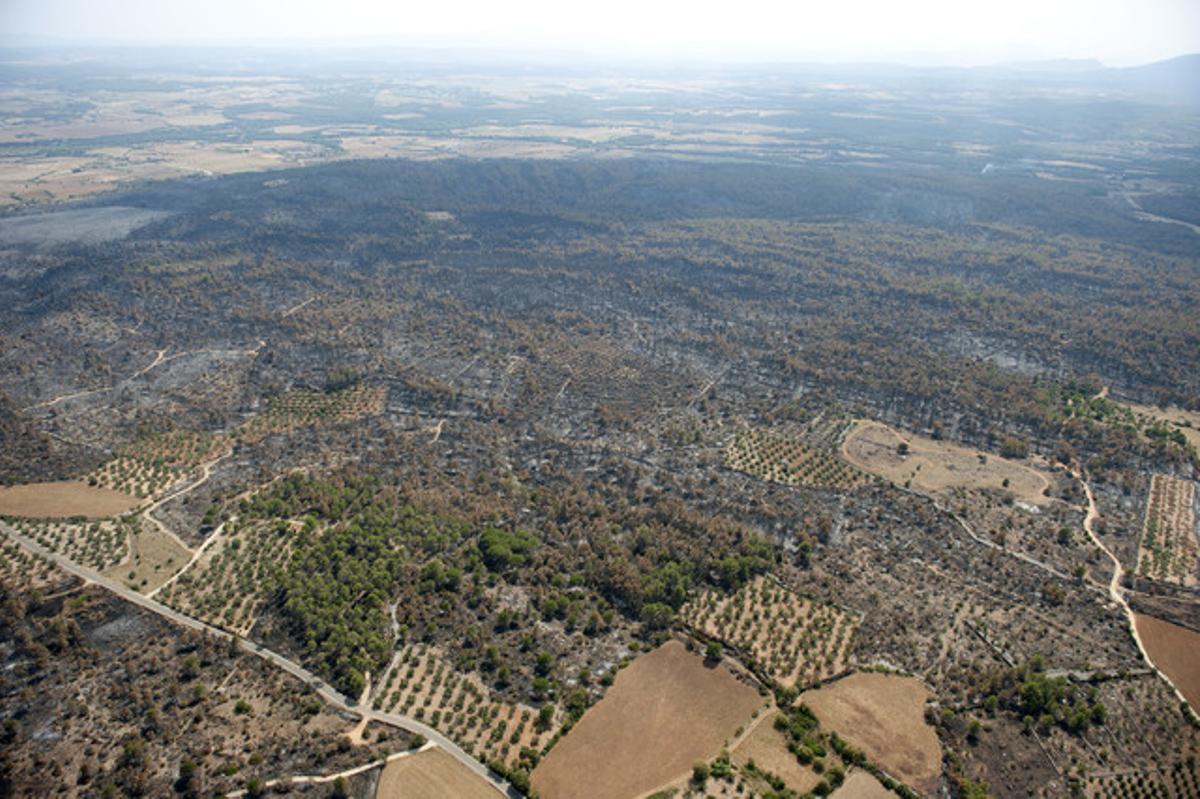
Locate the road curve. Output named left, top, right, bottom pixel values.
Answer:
left=1069, top=468, right=1196, bottom=716
left=2, top=524, right=518, bottom=798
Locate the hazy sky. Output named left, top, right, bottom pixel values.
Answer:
left=2, top=0, right=1198, bottom=66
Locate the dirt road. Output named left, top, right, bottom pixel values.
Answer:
left=1, top=523, right=517, bottom=798
left=1070, top=467, right=1195, bottom=715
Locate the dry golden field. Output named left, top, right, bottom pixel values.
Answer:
left=798, top=672, right=941, bottom=795
left=530, top=639, right=763, bottom=799
left=0, top=480, right=140, bottom=518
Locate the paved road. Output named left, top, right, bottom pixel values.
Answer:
left=2, top=524, right=518, bottom=798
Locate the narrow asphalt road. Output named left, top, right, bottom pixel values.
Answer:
left=2, top=524, right=518, bottom=798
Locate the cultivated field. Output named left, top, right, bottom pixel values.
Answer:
left=239, top=384, right=387, bottom=440
left=1087, top=760, right=1200, bottom=799
left=374, top=644, right=549, bottom=770
left=681, top=576, right=858, bottom=688
left=0, top=480, right=140, bottom=518
left=842, top=420, right=1052, bottom=504
left=798, top=672, right=941, bottom=795
left=530, top=639, right=764, bottom=799
left=0, top=527, right=61, bottom=590
left=375, top=746, right=498, bottom=799
left=158, top=516, right=301, bottom=633
left=85, top=430, right=227, bottom=497
left=7, top=517, right=129, bottom=570
left=726, top=427, right=870, bottom=490
left=730, top=717, right=822, bottom=795
left=1137, top=475, right=1198, bottom=586
left=1133, top=613, right=1200, bottom=713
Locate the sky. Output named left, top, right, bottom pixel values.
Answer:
left=1, top=0, right=1198, bottom=67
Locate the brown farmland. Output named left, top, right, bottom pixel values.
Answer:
left=799, top=672, right=941, bottom=795
left=1134, top=613, right=1200, bottom=713
left=0, top=481, right=140, bottom=518
left=375, top=746, right=497, bottom=799
left=530, top=639, right=763, bottom=799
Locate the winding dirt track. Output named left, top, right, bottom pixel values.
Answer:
left=1071, top=466, right=1196, bottom=714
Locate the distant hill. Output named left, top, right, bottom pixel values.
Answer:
left=1110, top=54, right=1200, bottom=106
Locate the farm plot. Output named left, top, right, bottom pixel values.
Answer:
left=1133, top=613, right=1200, bottom=714
left=375, top=746, right=498, bottom=799
left=84, top=430, right=227, bottom=498
left=681, top=576, right=858, bottom=688
left=81, top=384, right=385, bottom=502
left=0, top=527, right=60, bottom=589
left=8, top=516, right=130, bottom=570
left=530, top=639, right=764, bottom=799
left=1087, top=760, right=1200, bottom=799
left=725, top=427, right=870, bottom=490
left=238, top=383, right=386, bottom=440
left=842, top=419, right=1052, bottom=504
left=0, top=480, right=140, bottom=518
left=1137, top=475, right=1198, bottom=587
left=374, top=643, right=548, bottom=770
left=798, top=672, right=942, bottom=796
left=157, top=516, right=306, bottom=633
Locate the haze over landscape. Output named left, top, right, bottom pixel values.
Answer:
left=1, top=2, right=1198, bottom=799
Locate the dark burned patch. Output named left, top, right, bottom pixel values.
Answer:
left=80, top=595, right=156, bottom=648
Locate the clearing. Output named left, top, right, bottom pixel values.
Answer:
left=375, top=746, right=498, bottom=799
left=0, top=481, right=140, bottom=518
left=530, top=639, right=764, bottom=799
left=1136, top=475, right=1198, bottom=586
left=842, top=419, right=1052, bottom=504
left=798, top=672, right=941, bottom=795
left=1122, top=401, right=1200, bottom=452
left=1133, top=613, right=1200, bottom=713
left=102, top=516, right=191, bottom=594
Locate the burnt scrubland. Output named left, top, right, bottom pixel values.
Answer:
left=2, top=55, right=1200, bottom=798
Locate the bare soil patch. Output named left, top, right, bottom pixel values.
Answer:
left=832, top=769, right=893, bottom=799
left=1134, top=613, right=1200, bottom=713
left=0, top=480, right=140, bottom=518
left=103, top=517, right=191, bottom=594
left=375, top=747, right=496, bottom=799
left=842, top=420, right=1051, bottom=504
left=531, top=639, right=763, bottom=799
left=731, top=717, right=821, bottom=794
left=798, top=672, right=941, bottom=795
